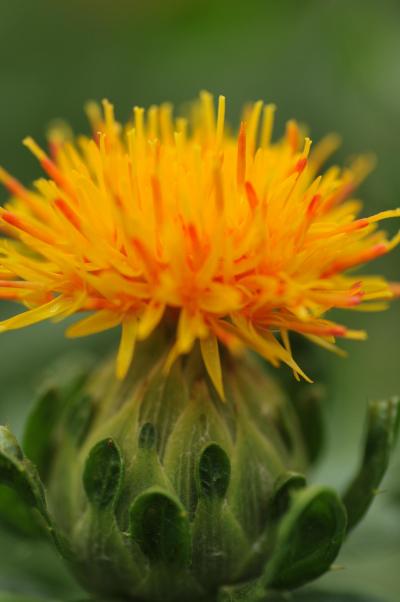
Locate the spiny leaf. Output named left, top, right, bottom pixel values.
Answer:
left=262, top=486, right=347, bottom=589
left=343, top=397, right=400, bottom=532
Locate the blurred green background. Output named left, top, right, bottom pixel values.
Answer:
left=0, top=1, right=399, bottom=600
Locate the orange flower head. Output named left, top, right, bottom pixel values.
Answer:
left=0, top=92, right=399, bottom=395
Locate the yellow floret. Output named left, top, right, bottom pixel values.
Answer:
left=0, top=92, right=399, bottom=392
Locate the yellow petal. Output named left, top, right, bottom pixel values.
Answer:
left=66, top=310, right=122, bottom=338
left=200, top=334, right=225, bottom=401
left=164, top=309, right=206, bottom=373
left=304, top=334, right=347, bottom=357
left=200, top=283, right=243, bottom=314
left=0, top=297, right=67, bottom=332
left=177, top=309, right=200, bottom=354
left=137, top=301, right=165, bottom=340
left=116, top=316, right=138, bottom=380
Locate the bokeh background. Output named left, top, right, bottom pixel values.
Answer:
left=0, top=1, right=399, bottom=600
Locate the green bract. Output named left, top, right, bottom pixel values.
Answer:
left=0, top=338, right=399, bottom=602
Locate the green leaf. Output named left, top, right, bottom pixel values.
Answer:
left=83, top=438, right=124, bottom=509
left=263, top=486, right=347, bottom=589
left=129, top=487, right=191, bottom=567
left=116, top=422, right=173, bottom=532
left=239, top=471, right=306, bottom=576
left=0, top=427, right=47, bottom=519
left=192, top=443, right=250, bottom=589
left=343, top=397, right=400, bottom=532
left=23, top=353, right=92, bottom=453
left=22, top=389, right=64, bottom=479
left=23, top=362, right=93, bottom=482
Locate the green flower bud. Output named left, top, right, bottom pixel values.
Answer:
left=1, top=337, right=399, bottom=601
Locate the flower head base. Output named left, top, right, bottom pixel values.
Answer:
left=1, top=344, right=399, bottom=601
left=0, top=92, right=399, bottom=386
